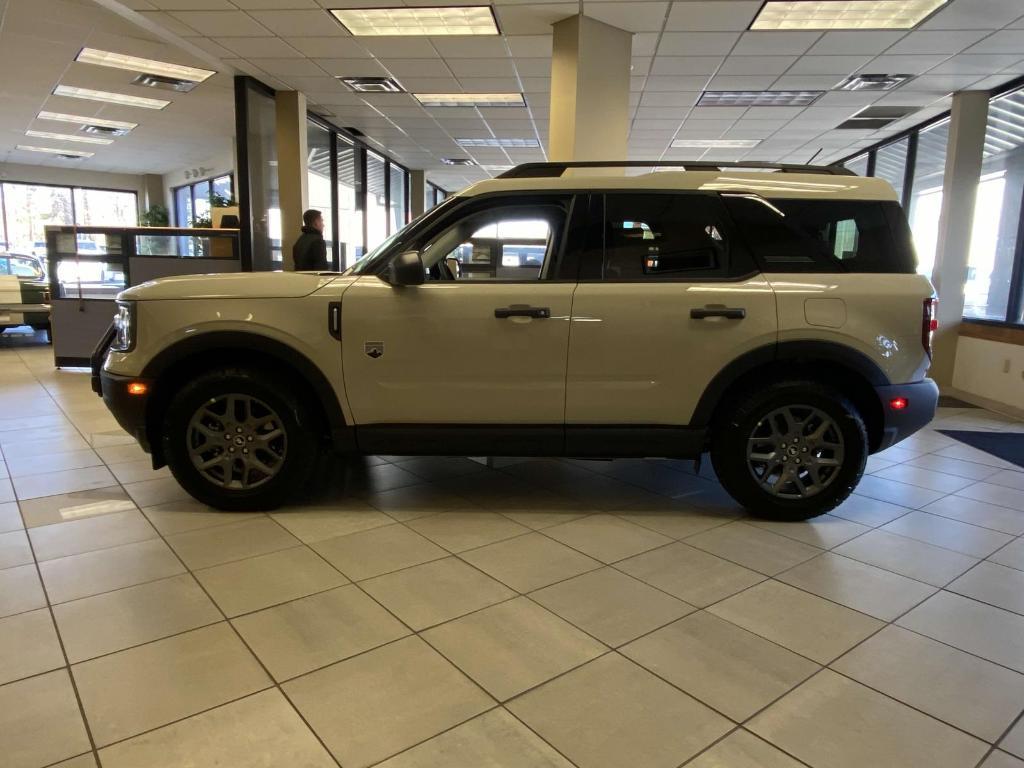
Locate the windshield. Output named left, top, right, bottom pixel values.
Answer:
left=343, top=196, right=459, bottom=276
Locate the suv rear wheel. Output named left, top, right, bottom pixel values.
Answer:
left=711, top=381, right=867, bottom=521
left=162, top=367, right=318, bottom=511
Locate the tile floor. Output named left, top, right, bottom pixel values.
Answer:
left=1, top=334, right=1023, bottom=768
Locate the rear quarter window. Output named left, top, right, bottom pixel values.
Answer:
left=723, top=195, right=917, bottom=274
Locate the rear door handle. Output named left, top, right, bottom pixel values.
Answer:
left=495, top=306, right=551, bottom=319
left=690, top=306, right=746, bottom=320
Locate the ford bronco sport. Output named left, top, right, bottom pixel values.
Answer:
left=94, top=161, right=938, bottom=520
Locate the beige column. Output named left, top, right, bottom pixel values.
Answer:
left=140, top=174, right=164, bottom=214
left=409, top=169, right=426, bottom=218
left=930, top=91, right=989, bottom=386
left=275, top=91, right=309, bottom=270
left=549, top=14, right=632, bottom=163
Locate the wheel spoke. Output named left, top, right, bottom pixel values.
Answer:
left=746, top=403, right=845, bottom=500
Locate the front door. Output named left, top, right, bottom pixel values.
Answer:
left=341, top=194, right=581, bottom=438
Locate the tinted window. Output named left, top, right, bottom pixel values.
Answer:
left=723, top=195, right=915, bottom=273
left=584, top=193, right=736, bottom=280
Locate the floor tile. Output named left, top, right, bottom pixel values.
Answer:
left=618, top=542, right=764, bottom=607
left=5, top=434, right=91, bottom=459
left=986, top=469, right=1024, bottom=491
left=53, top=574, right=221, bottom=663
left=28, top=509, right=157, bottom=562
left=687, top=729, right=805, bottom=768
left=194, top=545, right=347, bottom=617
left=141, top=500, right=262, bottom=536
left=830, top=493, right=913, bottom=526
left=777, top=552, right=936, bottom=620
left=545, top=513, right=678, bottom=563
left=881, top=511, right=1014, bottom=557
left=40, top=538, right=185, bottom=604
left=991, top=538, right=1024, bottom=571
left=460, top=532, right=600, bottom=592
left=983, top=751, right=1024, bottom=768
left=72, top=622, right=271, bottom=746
left=508, top=653, right=731, bottom=768
left=312, top=523, right=447, bottom=580
left=708, top=580, right=883, bottom=664
left=0, top=669, right=91, bottom=768
left=283, top=636, right=493, bottom=768
left=0, top=528, right=32, bottom=569
left=0, top=501, right=21, bottom=533
left=531, top=567, right=694, bottom=647
left=834, top=528, right=979, bottom=586
left=935, top=443, right=1019, bottom=469
left=612, top=504, right=740, bottom=540
left=270, top=503, right=392, bottom=543
left=232, top=585, right=408, bottom=681
left=13, top=465, right=117, bottom=501
left=122, top=477, right=191, bottom=508
left=18, top=488, right=135, bottom=528
left=166, top=517, right=299, bottom=570
left=0, top=608, right=64, bottom=685
left=948, top=561, right=1024, bottom=615
left=99, top=689, right=336, bottom=768
left=852, top=475, right=947, bottom=509
left=407, top=511, right=530, bottom=553
left=873, top=463, right=976, bottom=493
left=898, top=591, right=1024, bottom=673
left=6, top=449, right=102, bottom=478
left=50, top=755, right=97, bottom=768
left=957, top=482, right=1024, bottom=512
left=95, top=441, right=149, bottom=465
left=361, top=557, right=515, bottom=630
left=923, top=495, right=1024, bottom=536
left=907, top=453, right=1002, bottom=481
left=684, top=522, right=823, bottom=576
left=395, top=456, right=488, bottom=481
left=623, top=611, right=818, bottom=721
left=744, top=514, right=870, bottom=549
left=0, top=563, right=47, bottom=617
left=423, top=597, right=606, bottom=701
left=749, top=670, right=988, bottom=768
left=499, top=507, right=590, bottom=530
left=375, top=708, right=573, bottom=768
left=833, top=625, right=1024, bottom=742
left=1004, top=718, right=1024, bottom=760
left=365, top=483, right=475, bottom=522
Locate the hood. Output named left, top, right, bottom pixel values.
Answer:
left=118, top=272, right=339, bottom=301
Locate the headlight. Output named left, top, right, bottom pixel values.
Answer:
left=111, top=301, right=135, bottom=352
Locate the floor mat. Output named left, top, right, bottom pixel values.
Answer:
left=937, top=395, right=980, bottom=408
left=938, top=430, right=1024, bottom=469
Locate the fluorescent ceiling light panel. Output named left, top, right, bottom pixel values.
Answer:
left=330, top=6, right=498, bottom=36
left=16, top=145, right=94, bottom=157
left=25, top=130, right=112, bottom=145
left=76, top=47, right=215, bottom=83
left=456, top=137, right=540, bottom=148
left=481, top=164, right=513, bottom=171
left=672, top=139, right=761, bottom=148
left=415, top=93, right=524, bottom=108
left=36, top=111, right=137, bottom=130
left=698, top=90, right=823, bottom=107
left=751, top=0, right=947, bottom=30
left=53, top=85, right=169, bottom=110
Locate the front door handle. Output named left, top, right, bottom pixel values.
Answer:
left=495, top=306, right=551, bottom=319
left=690, top=306, right=746, bottom=320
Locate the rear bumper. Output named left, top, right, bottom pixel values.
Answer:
left=873, top=378, right=939, bottom=452
left=100, top=371, right=153, bottom=452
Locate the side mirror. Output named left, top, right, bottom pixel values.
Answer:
left=387, top=250, right=425, bottom=286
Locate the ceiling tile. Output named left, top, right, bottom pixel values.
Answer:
left=246, top=57, right=325, bottom=76
left=886, top=30, right=991, bottom=54
left=807, top=32, right=906, bottom=56
left=507, top=35, right=552, bottom=57
left=583, top=2, right=669, bottom=33
left=446, top=58, right=517, bottom=77
left=706, top=74, right=778, bottom=90
left=719, top=55, right=796, bottom=75
left=285, top=37, right=368, bottom=58
left=431, top=37, right=508, bottom=58
left=169, top=11, right=270, bottom=36
left=733, top=31, right=821, bottom=56
left=378, top=58, right=452, bottom=77
left=929, top=54, right=1023, bottom=74
left=632, top=33, right=660, bottom=56
left=639, top=91, right=701, bottom=107
left=787, top=55, right=871, bottom=75
left=657, top=32, right=740, bottom=56
left=457, top=77, right=523, bottom=90
left=921, top=0, right=1024, bottom=31
left=865, top=54, right=950, bottom=75
left=314, top=58, right=388, bottom=77
left=215, top=37, right=304, bottom=58
left=136, top=11, right=198, bottom=36
left=232, top=0, right=319, bottom=7
left=965, top=30, right=1024, bottom=55
left=248, top=10, right=348, bottom=37
left=771, top=75, right=842, bottom=90
left=493, top=4, right=578, bottom=35
left=650, top=56, right=722, bottom=75
left=909, top=73, right=985, bottom=91
left=395, top=76, right=461, bottom=91
left=664, top=1, right=761, bottom=31
left=642, top=75, right=711, bottom=91
left=363, top=38, right=440, bottom=58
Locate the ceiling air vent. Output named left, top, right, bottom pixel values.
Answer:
left=836, top=73, right=914, bottom=91
left=338, top=76, right=405, bottom=93
left=57, top=153, right=85, bottom=160
left=441, top=158, right=475, bottom=166
left=837, top=105, right=918, bottom=129
left=131, top=73, right=197, bottom=93
left=81, top=124, right=131, bottom=137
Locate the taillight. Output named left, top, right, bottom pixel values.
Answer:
left=922, top=297, right=938, bottom=358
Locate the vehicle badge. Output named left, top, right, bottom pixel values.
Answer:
left=364, top=341, right=384, bottom=359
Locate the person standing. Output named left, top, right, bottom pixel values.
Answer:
left=292, top=209, right=328, bottom=271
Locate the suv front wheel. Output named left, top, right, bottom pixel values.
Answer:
left=162, top=367, right=318, bottom=511
left=711, top=381, right=867, bottom=521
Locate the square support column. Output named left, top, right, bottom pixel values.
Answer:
left=275, top=90, right=309, bottom=271
left=410, top=169, right=426, bottom=218
left=549, top=14, right=632, bottom=162
left=930, top=91, right=989, bottom=386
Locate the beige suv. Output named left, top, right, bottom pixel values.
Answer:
left=94, top=161, right=938, bottom=520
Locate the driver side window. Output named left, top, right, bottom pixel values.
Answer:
left=418, top=198, right=568, bottom=282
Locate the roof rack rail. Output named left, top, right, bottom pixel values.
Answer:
left=496, top=160, right=855, bottom=179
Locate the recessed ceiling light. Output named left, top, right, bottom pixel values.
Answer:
left=481, top=164, right=513, bottom=171
left=698, top=90, right=823, bottom=107
left=16, top=145, right=94, bottom=158
left=456, top=138, right=540, bottom=148
left=75, top=47, right=215, bottom=83
left=671, top=139, right=761, bottom=148
left=25, top=130, right=112, bottom=145
left=36, top=111, right=138, bottom=130
left=53, top=85, right=169, bottom=110
left=338, top=76, right=405, bottom=93
left=751, top=0, right=947, bottom=30
left=441, top=158, right=476, bottom=166
left=836, top=73, right=914, bottom=91
left=415, top=93, right=524, bottom=108
left=329, top=6, right=499, bottom=36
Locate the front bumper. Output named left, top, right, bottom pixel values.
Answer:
left=873, top=378, right=939, bottom=452
left=92, top=324, right=152, bottom=452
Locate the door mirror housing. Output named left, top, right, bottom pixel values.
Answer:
left=386, top=250, right=425, bottom=286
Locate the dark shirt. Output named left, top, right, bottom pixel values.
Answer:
left=292, top=226, right=328, bottom=271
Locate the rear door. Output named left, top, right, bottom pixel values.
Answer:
left=565, top=191, right=777, bottom=428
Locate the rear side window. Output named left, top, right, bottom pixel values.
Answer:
left=723, top=195, right=916, bottom=273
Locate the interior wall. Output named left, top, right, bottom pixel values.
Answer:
left=0, top=162, right=146, bottom=214
left=160, top=143, right=236, bottom=223
left=952, top=336, right=1024, bottom=412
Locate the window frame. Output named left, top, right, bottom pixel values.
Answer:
left=171, top=174, right=234, bottom=228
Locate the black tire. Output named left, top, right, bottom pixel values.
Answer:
left=710, top=380, right=867, bottom=521
left=162, top=367, right=318, bottom=511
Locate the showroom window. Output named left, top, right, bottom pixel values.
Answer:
left=873, top=138, right=910, bottom=205
left=366, top=151, right=388, bottom=251
left=172, top=174, right=233, bottom=227
left=389, top=163, right=407, bottom=236
left=908, top=119, right=949, bottom=279
left=844, top=154, right=869, bottom=176
left=307, top=121, right=334, bottom=265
